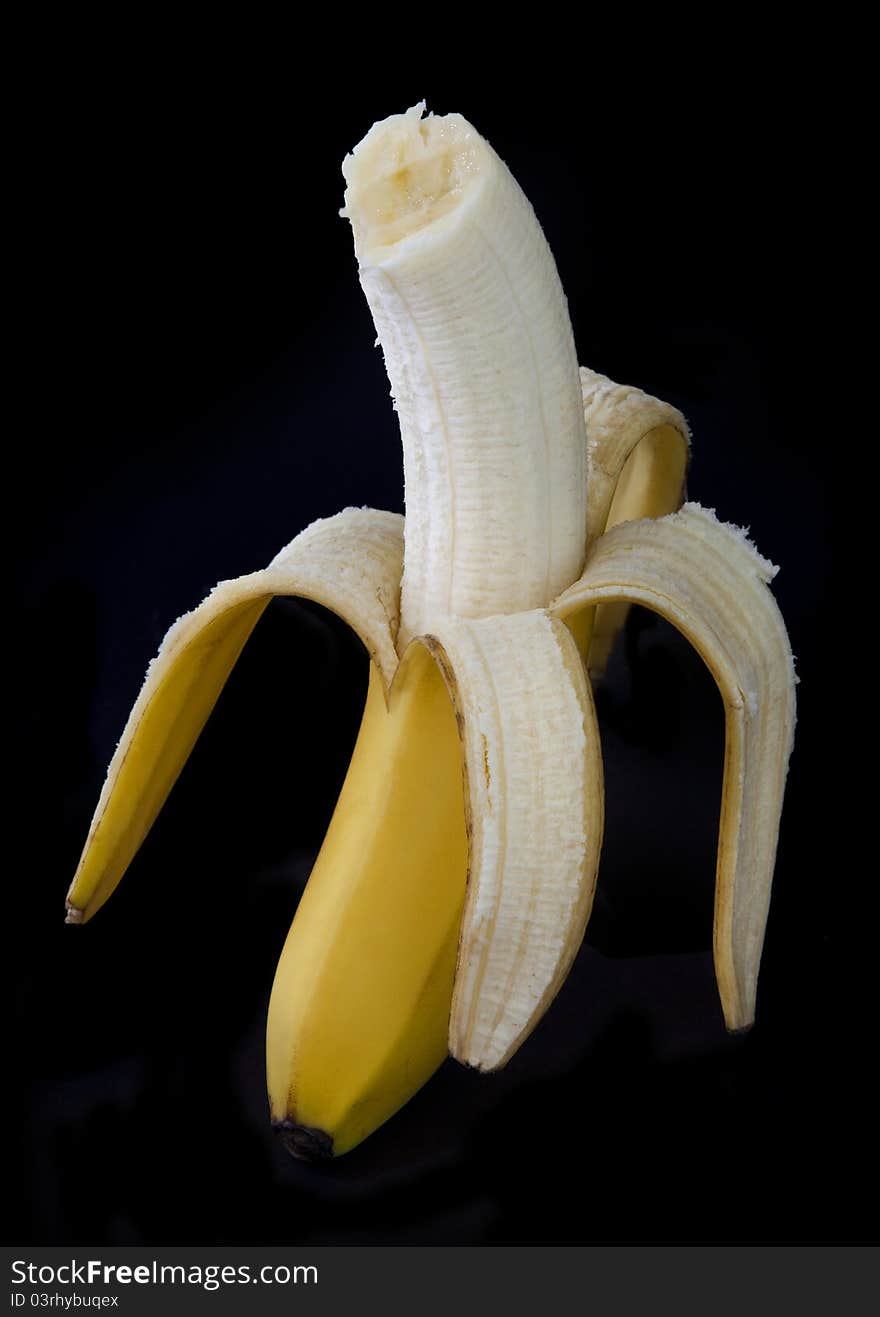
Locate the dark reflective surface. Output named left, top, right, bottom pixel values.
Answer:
left=13, top=67, right=854, bottom=1245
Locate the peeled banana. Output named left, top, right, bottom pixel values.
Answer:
left=66, top=103, right=796, bottom=1159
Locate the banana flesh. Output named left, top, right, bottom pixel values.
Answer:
left=343, top=102, right=588, bottom=648
left=65, top=103, right=797, bottom=1158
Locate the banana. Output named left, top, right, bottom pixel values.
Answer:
left=66, top=104, right=796, bottom=1158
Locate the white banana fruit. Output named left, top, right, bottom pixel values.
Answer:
left=342, top=103, right=587, bottom=647
left=66, top=103, right=796, bottom=1158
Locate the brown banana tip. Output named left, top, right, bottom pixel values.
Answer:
left=65, top=904, right=84, bottom=925
left=727, top=1023, right=754, bottom=1037
left=272, top=1119, right=334, bottom=1162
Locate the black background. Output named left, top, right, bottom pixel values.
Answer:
left=12, top=40, right=860, bottom=1246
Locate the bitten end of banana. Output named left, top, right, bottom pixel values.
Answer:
left=341, top=102, right=485, bottom=266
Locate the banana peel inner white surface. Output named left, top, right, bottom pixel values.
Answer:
left=422, top=611, right=602, bottom=1071
left=553, top=504, right=797, bottom=1032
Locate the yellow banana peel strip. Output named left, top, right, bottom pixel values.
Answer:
left=65, top=508, right=404, bottom=925
left=578, top=367, right=691, bottom=676
left=552, top=502, right=797, bottom=1031
left=582, top=366, right=691, bottom=545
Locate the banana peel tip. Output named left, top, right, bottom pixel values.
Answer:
left=272, top=1118, right=334, bottom=1163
